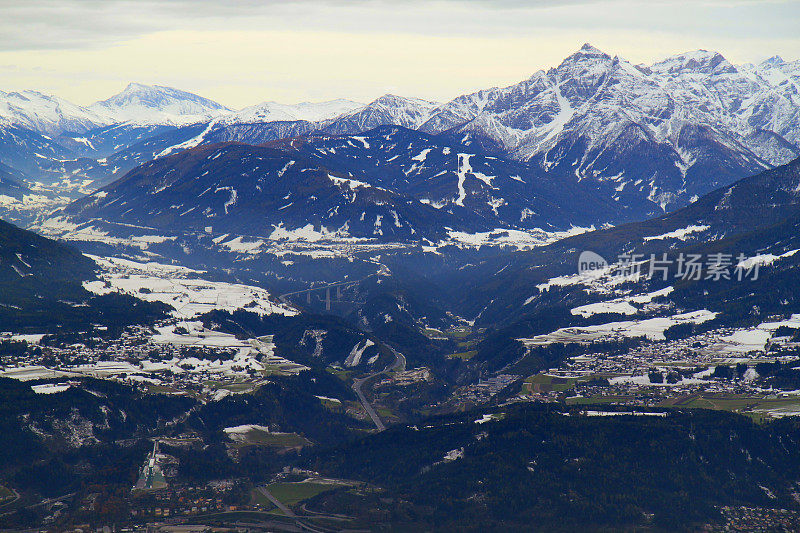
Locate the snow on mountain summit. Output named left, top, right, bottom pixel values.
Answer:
left=417, top=44, right=800, bottom=211
left=574, top=42, right=608, bottom=57
left=761, top=55, right=786, bottom=67
left=221, top=98, right=363, bottom=124
left=649, top=50, right=736, bottom=75
left=323, top=94, right=440, bottom=134
left=89, top=82, right=231, bottom=126
left=0, top=89, right=107, bottom=135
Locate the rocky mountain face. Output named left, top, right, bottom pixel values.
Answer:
left=420, top=44, right=800, bottom=211
left=320, top=94, right=440, bottom=135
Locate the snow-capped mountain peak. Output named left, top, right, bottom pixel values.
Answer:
left=577, top=42, right=607, bottom=56
left=761, top=55, right=786, bottom=67
left=0, top=89, right=107, bottom=135
left=321, top=93, right=440, bottom=134
left=650, top=50, right=736, bottom=75
left=221, top=98, right=363, bottom=124
left=371, top=93, right=437, bottom=107
left=557, top=43, right=611, bottom=67
left=89, top=82, right=231, bottom=126
left=417, top=46, right=800, bottom=214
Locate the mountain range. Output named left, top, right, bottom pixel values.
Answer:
left=2, top=44, right=800, bottom=249
left=45, top=123, right=663, bottom=256
left=419, top=45, right=800, bottom=209
left=1, top=45, right=797, bottom=198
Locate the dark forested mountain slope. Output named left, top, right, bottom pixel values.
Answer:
left=306, top=405, right=800, bottom=531
left=0, top=218, right=166, bottom=330
left=453, top=156, right=800, bottom=325
left=0, top=163, right=29, bottom=199
left=271, top=126, right=653, bottom=228
left=58, top=142, right=465, bottom=241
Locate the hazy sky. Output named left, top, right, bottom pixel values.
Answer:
left=1, top=0, right=798, bottom=109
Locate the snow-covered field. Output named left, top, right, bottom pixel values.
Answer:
left=0, top=193, right=72, bottom=221
left=582, top=410, right=668, bottom=417
left=533, top=260, right=641, bottom=296
left=608, top=374, right=713, bottom=388
left=83, top=255, right=296, bottom=318
left=223, top=424, right=271, bottom=443
left=643, top=224, right=710, bottom=242
left=570, top=287, right=674, bottom=318
left=1, top=255, right=310, bottom=392
left=344, top=338, right=375, bottom=367
left=710, top=314, right=800, bottom=354
left=31, top=383, right=72, bottom=394
left=442, top=226, right=592, bottom=251
left=1, top=333, right=46, bottom=344
left=0, top=365, right=78, bottom=381
left=520, top=309, right=718, bottom=346
left=752, top=405, right=800, bottom=418
left=35, top=216, right=179, bottom=250
left=522, top=311, right=800, bottom=358
left=66, top=345, right=306, bottom=382
left=152, top=321, right=249, bottom=348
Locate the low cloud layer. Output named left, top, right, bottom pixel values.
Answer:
left=0, top=0, right=797, bottom=108
left=2, top=0, right=797, bottom=51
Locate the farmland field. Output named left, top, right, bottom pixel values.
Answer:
left=266, top=480, right=349, bottom=506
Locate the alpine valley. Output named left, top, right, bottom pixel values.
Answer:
left=5, top=44, right=800, bottom=532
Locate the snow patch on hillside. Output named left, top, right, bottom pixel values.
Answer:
left=83, top=255, right=296, bottom=318
left=643, top=224, right=710, bottom=241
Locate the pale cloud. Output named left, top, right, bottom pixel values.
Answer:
left=0, top=0, right=797, bottom=108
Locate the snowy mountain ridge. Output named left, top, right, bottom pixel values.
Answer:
left=414, top=44, right=800, bottom=210
left=0, top=89, right=107, bottom=136
left=88, top=82, right=232, bottom=127
left=2, top=46, right=799, bottom=217
left=221, top=98, right=364, bottom=124
left=0, top=84, right=361, bottom=134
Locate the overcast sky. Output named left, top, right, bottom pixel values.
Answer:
left=1, top=0, right=798, bottom=109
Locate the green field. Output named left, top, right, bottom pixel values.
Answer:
left=446, top=350, right=478, bottom=360
left=0, top=485, right=14, bottom=503
left=265, top=481, right=347, bottom=506
left=446, top=327, right=473, bottom=339
left=524, top=374, right=578, bottom=393
left=425, top=326, right=484, bottom=344
left=250, top=489, right=278, bottom=510
left=327, top=367, right=354, bottom=381
left=318, top=397, right=344, bottom=412
left=659, top=392, right=800, bottom=421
